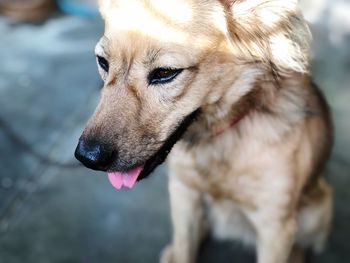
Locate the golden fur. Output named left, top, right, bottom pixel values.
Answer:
left=81, top=0, right=334, bottom=262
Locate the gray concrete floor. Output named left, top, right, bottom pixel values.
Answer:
left=0, top=12, right=349, bottom=263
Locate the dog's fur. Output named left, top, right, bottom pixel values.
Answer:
left=84, top=0, right=333, bottom=262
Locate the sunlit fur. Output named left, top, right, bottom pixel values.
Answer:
left=81, top=1, right=334, bottom=262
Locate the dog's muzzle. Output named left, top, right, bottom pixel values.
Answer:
left=74, top=109, right=201, bottom=190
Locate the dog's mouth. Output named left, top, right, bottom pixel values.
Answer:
left=107, top=109, right=200, bottom=190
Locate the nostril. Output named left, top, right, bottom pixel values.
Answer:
left=74, top=139, right=114, bottom=171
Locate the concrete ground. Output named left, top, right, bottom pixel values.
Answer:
left=0, top=10, right=349, bottom=263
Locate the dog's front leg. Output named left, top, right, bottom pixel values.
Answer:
left=252, top=214, right=297, bottom=263
left=161, top=176, right=204, bottom=263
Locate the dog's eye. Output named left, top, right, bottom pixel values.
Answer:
left=97, top=55, right=109, bottom=72
left=148, top=68, right=183, bottom=85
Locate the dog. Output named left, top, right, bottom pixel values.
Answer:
left=74, top=1, right=333, bottom=262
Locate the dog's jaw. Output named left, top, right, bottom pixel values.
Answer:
left=106, top=109, right=201, bottom=190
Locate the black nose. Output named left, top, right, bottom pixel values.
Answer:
left=74, top=139, right=114, bottom=171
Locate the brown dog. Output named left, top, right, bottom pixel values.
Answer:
left=75, top=1, right=333, bottom=262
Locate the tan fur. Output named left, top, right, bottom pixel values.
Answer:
left=86, top=1, right=333, bottom=262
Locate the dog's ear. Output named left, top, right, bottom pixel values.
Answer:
left=98, top=0, right=114, bottom=19
left=219, top=0, right=311, bottom=75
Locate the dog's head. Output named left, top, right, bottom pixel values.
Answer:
left=75, top=0, right=310, bottom=189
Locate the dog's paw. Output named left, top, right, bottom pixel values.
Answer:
left=160, top=244, right=174, bottom=263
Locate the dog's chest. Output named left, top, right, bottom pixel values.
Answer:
left=169, top=135, right=267, bottom=206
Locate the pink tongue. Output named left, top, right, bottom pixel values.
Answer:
left=107, top=166, right=143, bottom=190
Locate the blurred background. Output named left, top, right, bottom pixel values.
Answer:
left=0, top=0, right=349, bottom=262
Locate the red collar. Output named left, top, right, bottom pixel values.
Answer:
left=211, top=113, right=246, bottom=137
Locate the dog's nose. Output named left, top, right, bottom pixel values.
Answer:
left=74, top=139, right=114, bottom=171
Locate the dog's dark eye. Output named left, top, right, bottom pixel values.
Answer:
left=97, top=55, right=109, bottom=72
left=148, top=68, right=183, bottom=85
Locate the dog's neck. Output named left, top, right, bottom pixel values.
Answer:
left=182, top=89, right=258, bottom=145
left=182, top=74, right=313, bottom=147
left=182, top=74, right=303, bottom=145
